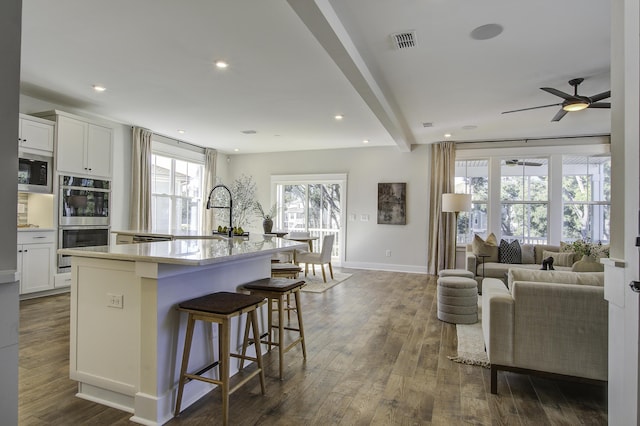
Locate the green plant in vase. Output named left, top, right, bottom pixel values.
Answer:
left=254, top=201, right=277, bottom=234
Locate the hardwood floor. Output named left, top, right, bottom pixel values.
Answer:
left=19, top=270, right=607, bottom=425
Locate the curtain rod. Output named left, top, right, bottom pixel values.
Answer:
left=454, top=133, right=610, bottom=145
left=131, top=126, right=213, bottom=152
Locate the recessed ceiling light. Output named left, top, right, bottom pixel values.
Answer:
left=363, top=140, right=369, bottom=144
left=470, top=23, right=503, bottom=41
left=444, top=133, right=452, bottom=138
left=215, top=60, right=229, bottom=69
left=177, top=129, right=185, bottom=134
left=234, top=148, right=240, bottom=152
left=334, top=115, right=344, bottom=120
left=92, top=85, right=106, bottom=92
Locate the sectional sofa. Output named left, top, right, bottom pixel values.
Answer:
left=481, top=268, right=608, bottom=393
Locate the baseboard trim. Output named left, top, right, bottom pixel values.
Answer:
left=342, top=261, right=428, bottom=274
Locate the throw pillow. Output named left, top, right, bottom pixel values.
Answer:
left=520, top=244, right=535, bottom=264
left=542, top=250, right=575, bottom=267
left=499, top=239, right=522, bottom=264
left=471, top=233, right=499, bottom=263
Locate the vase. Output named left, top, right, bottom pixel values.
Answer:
left=262, top=218, right=273, bottom=234
left=572, top=254, right=604, bottom=272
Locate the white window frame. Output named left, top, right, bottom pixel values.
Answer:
left=270, top=173, right=347, bottom=266
left=455, top=138, right=610, bottom=244
left=151, top=138, right=205, bottom=232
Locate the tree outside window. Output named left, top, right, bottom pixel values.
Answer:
left=500, top=159, right=548, bottom=243
left=562, top=155, right=610, bottom=243
left=454, top=160, right=488, bottom=244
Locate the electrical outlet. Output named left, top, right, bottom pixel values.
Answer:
left=107, top=293, right=124, bottom=309
left=385, top=249, right=391, bottom=257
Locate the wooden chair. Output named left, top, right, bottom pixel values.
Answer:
left=240, top=278, right=307, bottom=380
left=174, top=292, right=267, bottom=425
left=295, top=234, right=335, bottom=283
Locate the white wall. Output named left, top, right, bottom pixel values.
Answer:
left=1, top=0, right=21, bottom=423
left=227, top=145, right=430, bottom=273
left=607, top=0, right=640, bottom=423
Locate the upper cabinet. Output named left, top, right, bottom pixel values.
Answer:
left=18, top=114, right=54, bottom=153
left=35, top=110, right=113, bottom=179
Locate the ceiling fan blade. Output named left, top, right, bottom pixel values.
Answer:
left=551, top=108, right=568, bottom=122
left=589, top=102, right=611, bottom=109
left=541, top=87, right=575, bottom=100
left=590, top=90, right=611, bottom=102
left=502, top=102, right=561, bottom=114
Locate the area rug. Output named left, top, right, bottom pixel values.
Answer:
left=448, top=296, right=490, bottom=368
left=299, top=272, right=352, bottom=293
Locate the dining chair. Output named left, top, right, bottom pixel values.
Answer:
left=296, top=234, right=335, bottom=283
left=288, top=231, right=311, bottom=259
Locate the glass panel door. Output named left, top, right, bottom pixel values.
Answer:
left=274, top=175, right=345, bottom=262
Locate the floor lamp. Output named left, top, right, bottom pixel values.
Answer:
left=442, top=193, right=472, bottom=267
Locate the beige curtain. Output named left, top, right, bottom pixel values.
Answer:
left=129, top=127, right=152, bottom=230
left=427, top=141, right=456, bottom=274
left=202, top=148, right=217, bottom=234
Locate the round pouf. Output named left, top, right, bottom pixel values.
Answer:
left=438, top=269, right=475, bottom=279
left=437, top=276, right=478, bottom=324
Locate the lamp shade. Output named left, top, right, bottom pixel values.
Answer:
left=442, top=193, right=472, bottom=213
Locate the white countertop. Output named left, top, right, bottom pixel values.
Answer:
left=18, top=227, right=56, bottom=232
left=58, top=234, right=305, bottom=266
left=112, top=229, right=220, bottom=239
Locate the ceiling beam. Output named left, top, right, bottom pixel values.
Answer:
left=287, top=0, right=413, bottom=152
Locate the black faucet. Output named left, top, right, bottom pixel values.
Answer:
left=205, top=184, right=233, bottom=237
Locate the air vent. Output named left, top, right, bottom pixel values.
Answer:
left=241, top=130, right=257, bottom=134
left=391, top=31, right=417, bottom=50
left=422, top=122, right=433, bottom=128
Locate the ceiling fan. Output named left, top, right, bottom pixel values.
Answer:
left=505, top=159, right=543, bottom=167
left=502, top=78, right=611, bottom=122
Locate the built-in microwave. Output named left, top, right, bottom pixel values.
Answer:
left=18, top=152, right=52, bottom=193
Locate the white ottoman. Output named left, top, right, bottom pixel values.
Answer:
left=437, top=276, right=478, bottom=324
left=438, top=269, right=475, bottom=279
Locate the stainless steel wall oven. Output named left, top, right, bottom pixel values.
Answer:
left=58, top=175, right=111, bottom=272
left=58, top=226, right=110, bottom=272
left=59, top=175, right=110, bottom=226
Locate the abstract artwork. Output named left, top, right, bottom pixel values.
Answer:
left=377, top=182, right=406, bottom=225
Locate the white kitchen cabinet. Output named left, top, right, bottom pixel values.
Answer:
left=56, top=115, right=113, bottom=179
left=18, top=114, right=54, bottom=153
left=17, top=230, right=55, bottom=295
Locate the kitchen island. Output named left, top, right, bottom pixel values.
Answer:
left=112, top=228, right=225, bottom=244
left=59, top=234, right=304, bottom=425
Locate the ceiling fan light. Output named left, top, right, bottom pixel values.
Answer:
left=563, top=101, right=589, bottom=112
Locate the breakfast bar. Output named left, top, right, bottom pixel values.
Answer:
left=59, top=234, right=305, bottom=425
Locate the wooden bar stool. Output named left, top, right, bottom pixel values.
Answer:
left=240, top=278, right=306, bottom=380
left=270, top=263, right=303, bottom=320
left=174, top=291, right=267, bottom=425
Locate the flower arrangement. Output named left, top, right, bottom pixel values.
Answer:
left=568, top=238, right=610, bottom=260
left=254, top=201, right=277, bottom=220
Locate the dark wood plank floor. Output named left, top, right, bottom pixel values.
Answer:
left=19, top=269, right=607, bottom=425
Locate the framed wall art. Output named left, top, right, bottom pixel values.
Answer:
left=377, top=182, right=406, bottom=225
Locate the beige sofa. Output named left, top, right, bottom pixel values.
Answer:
left=482, top=269, right=608, bottom=394
left=466, top=243, right=575, bottom=292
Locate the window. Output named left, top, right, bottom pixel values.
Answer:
left=272, top=174, right=346, bottom=262
left=151, top=153, right=204, bottom=231
left=454, top=160, right=489, bottom=244
left=500, top=158, right=548, bottom=243
left=562, top=155, right=610, bottom=243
